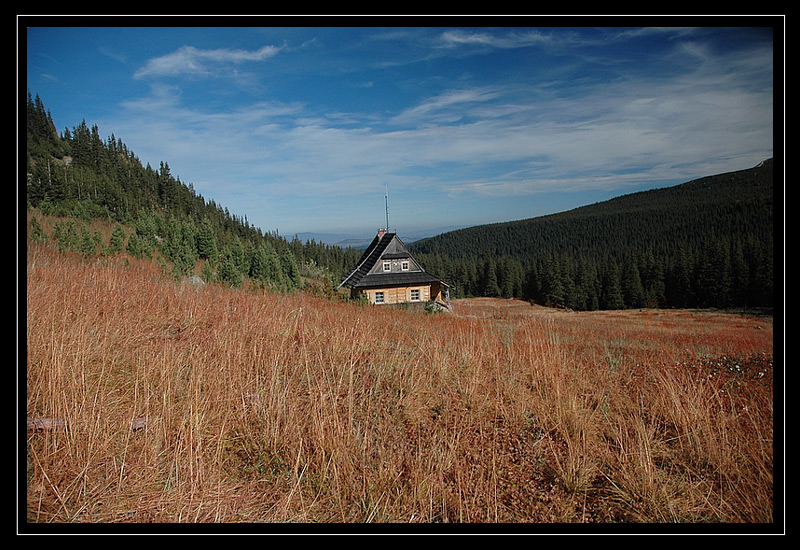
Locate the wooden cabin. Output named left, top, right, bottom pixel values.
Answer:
left=339, top=229, right=450, bottom=307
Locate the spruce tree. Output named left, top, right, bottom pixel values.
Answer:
left=695, top=239, right=731, bottom=307
left=109, top=224, right=126, bottom=253
left=249, top=243, right=271, bottom=284
left=218, top=247, right=242, bottom=287
left=621, top=254, right=645, bottom=308
left=29, top=215, right=48, bottom=245
left=197, top=217, right=218, bottom=262
left=126, top=231, right=143, bottom=258
left=665, top=248, right=693, bottom=308
left=539, top=254, right=565, bottom=306
left=282, top=250, right=301, bottom=287
left=600, top=258, right=625, bottom=310
left=482, top=258, right=501, bottom=297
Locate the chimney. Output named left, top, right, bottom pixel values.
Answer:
left=377, top=229, right=387, bottom=240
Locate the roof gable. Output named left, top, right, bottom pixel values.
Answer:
left=339, top=232, right=443, bottom=289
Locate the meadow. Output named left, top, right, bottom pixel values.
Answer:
left=24, top=243, right=775, bottom=528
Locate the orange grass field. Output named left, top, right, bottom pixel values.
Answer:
left=24, top=245, right=776, bottom=529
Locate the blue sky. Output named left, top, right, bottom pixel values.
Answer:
left=24, top=22, right=777, bottom=241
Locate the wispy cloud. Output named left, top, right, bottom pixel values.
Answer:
left=439, top=28, right=557, bottom=49
left=389, top=88, right=502, bottom=126
left=134, top=44, right=284, bottom=79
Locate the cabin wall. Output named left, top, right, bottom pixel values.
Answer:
left=362, top=285, right=432, bottom=305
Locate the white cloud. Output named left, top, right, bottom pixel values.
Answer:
left=389, top=88, right=501, bottom=127
left=134, top=44, right=284, bottom=79
left=439, top=28, right=557, bottom=50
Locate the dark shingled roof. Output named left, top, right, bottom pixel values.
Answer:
left=351, top=271, right=443, bottom=290
left=339, top=232, right=447, bottom=290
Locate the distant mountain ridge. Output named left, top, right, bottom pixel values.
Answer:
left=410, top=159, right=774, bottom=263
left=294, top=225, right=470, bottom=249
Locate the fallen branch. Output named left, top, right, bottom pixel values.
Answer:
left=27, top=417, right=68, bottom=432
left=27, top=417, right=153, bottom=433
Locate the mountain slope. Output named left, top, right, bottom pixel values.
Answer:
left=409, top=159, right=775, bottom=309
left=410, top=159, right=774, bottom=263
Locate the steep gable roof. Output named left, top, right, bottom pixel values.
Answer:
left=339, top=232, right=444, bottom=290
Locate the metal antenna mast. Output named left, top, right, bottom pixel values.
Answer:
left=384, top=183, right=389, bottom=231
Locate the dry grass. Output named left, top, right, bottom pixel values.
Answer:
left=24, top=245, right=775, bottom=529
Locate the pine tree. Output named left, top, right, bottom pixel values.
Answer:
left=621, top=254, right=645, bottom=308
left=265, top=243, right=285, bottom=286
left=576, top=256, right=600, bottom=311
left=540, top=254, right=565, bottom=306
left=599, top=258, right=625, bottom=310
left=197, top=217, right=219, bottom=262
left=665, top=247, right=693, bottom=308
left=53, top=220, right=78, bottom=253
left=745, top=236, right=773, bottom=307
left=126, top=231, right=144, bottom=258
left=218, top=246, right=242, bottom=287
left=171, top=220, right=199, bottom=276
left=729, top=239, right=749, bottom=306
left=282, top=250, right=301, bottom=287
left=249, top=243, right=271, bottom=284
left=78, top=225, right=100, bottom=255
left=695, top=239, right=731, bottom=307
left=482, top=258, right=501, bottom=297
left=29, top=215, right=48, bottom=245
left=640, top=252, right=666, bottom=307
left=109, top=224, right=126, bottom=253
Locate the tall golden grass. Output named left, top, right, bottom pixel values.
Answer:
left=25, top=243, right=774, bottom=526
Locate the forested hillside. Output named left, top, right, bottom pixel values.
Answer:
left=25, top=92, right=362, bottom=290
left=411, top=160, right=775, bottom=310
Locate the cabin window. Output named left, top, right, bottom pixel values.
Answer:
left=375, top=292, right=385, bottom=304
left=410, top=289, right=420, bottom=301
left=401, top=261, right=409, bottom=271
left=383, top=261, right=391, bottom=272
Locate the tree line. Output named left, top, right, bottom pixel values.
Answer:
left=415, top=233, right=773, bottom=310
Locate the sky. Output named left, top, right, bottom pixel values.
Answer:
left=23, top=20, right=777, bottom=242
